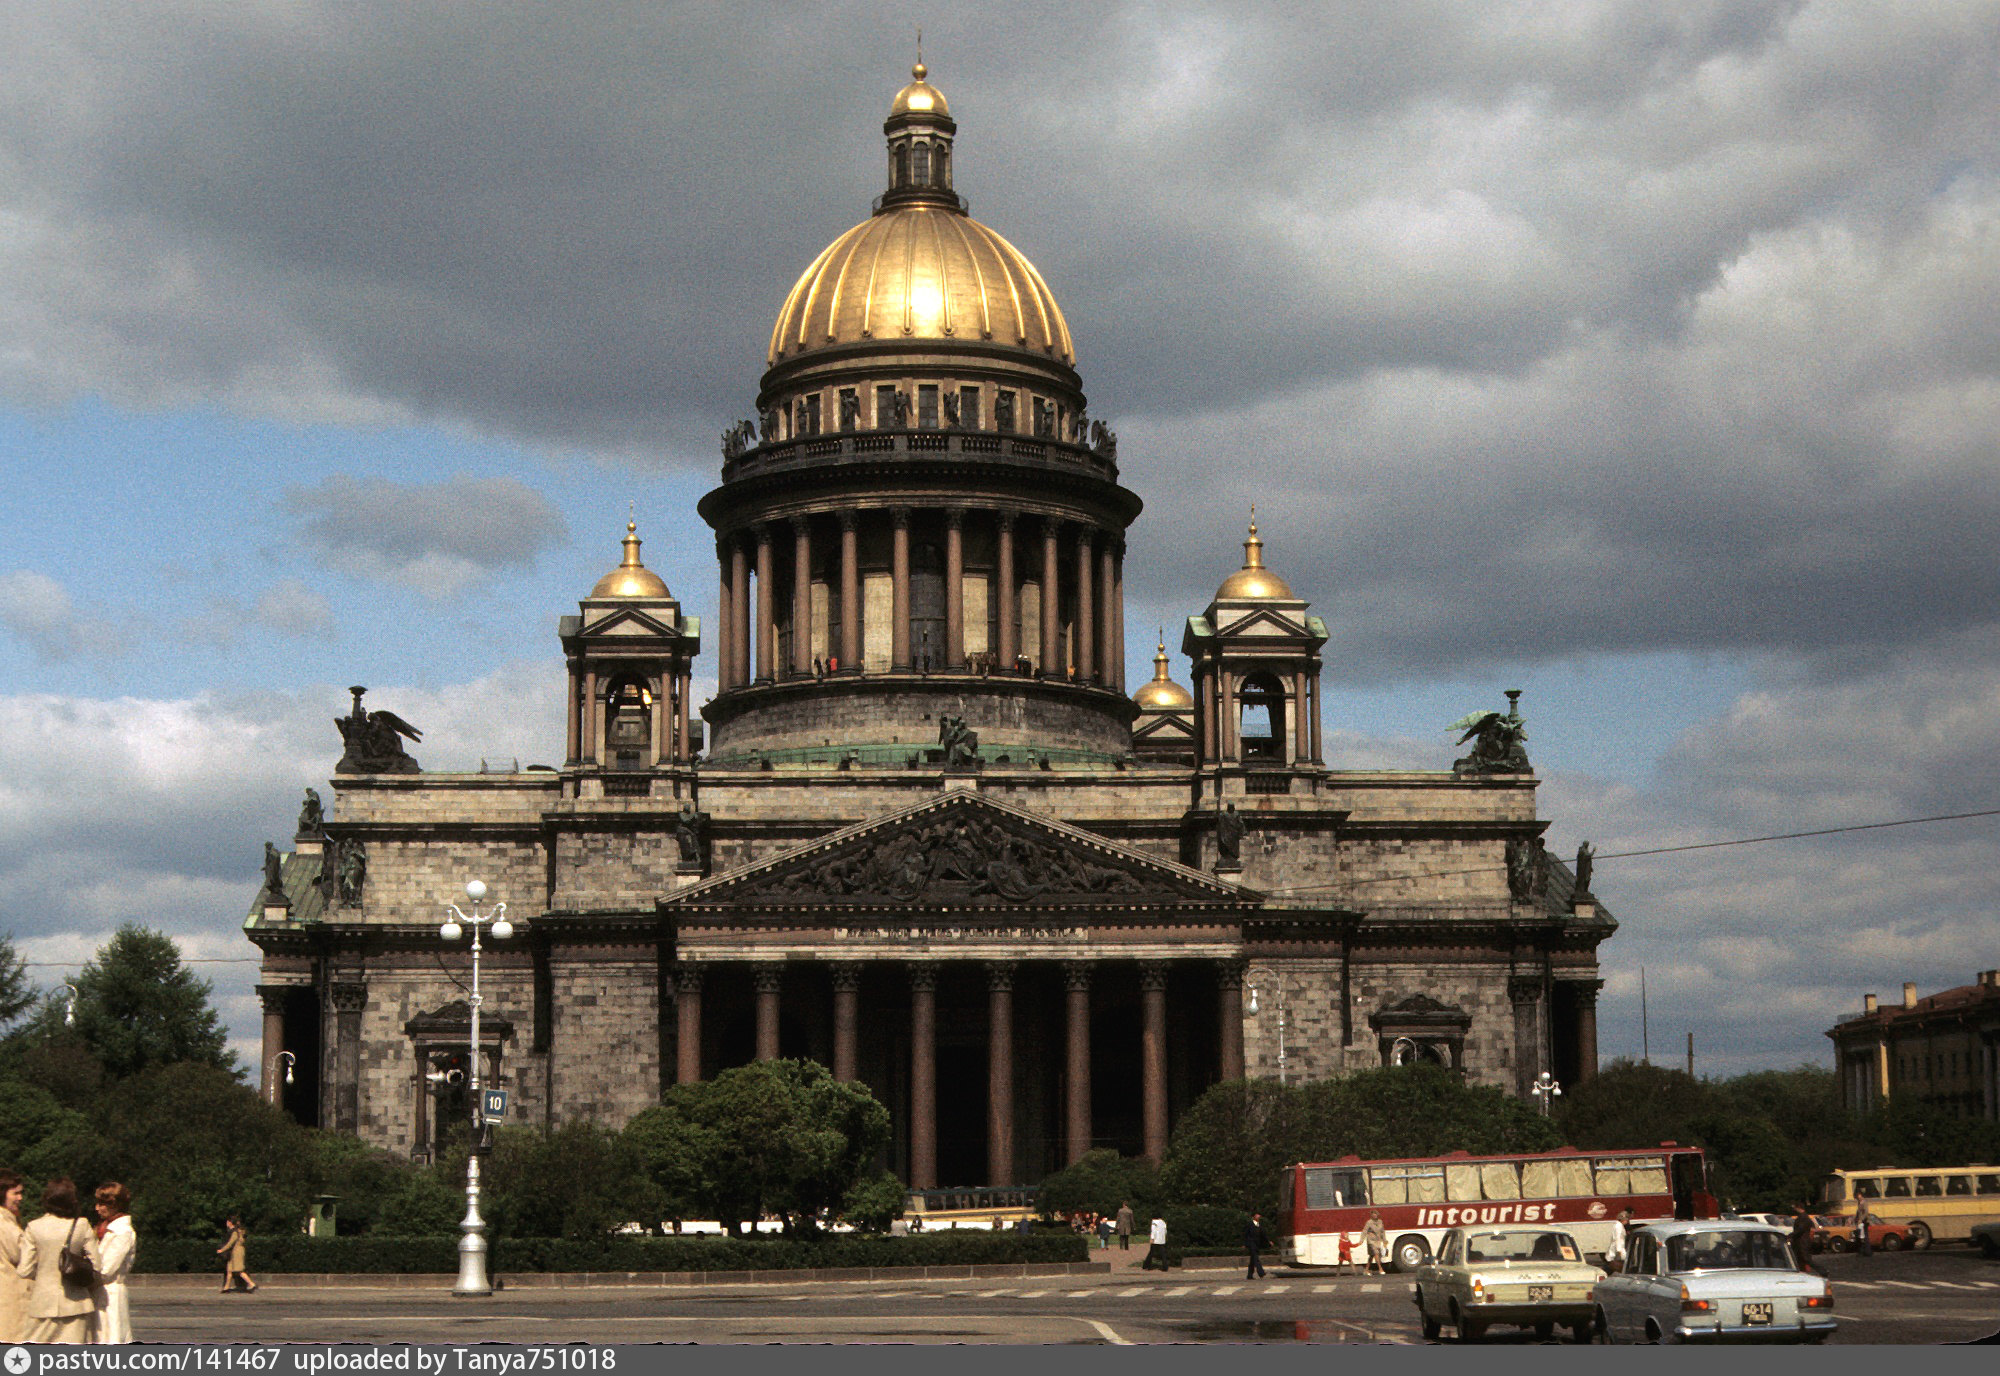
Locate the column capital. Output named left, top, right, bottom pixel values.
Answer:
left=1063, top=960, right=1093, bottom=993
left=945, top=507, right=966, bottom=530
left=753, top=965, right=785, bottom=995
left=675, top=964, right=705, bottom=995
left=257, top=984, right=293, bottom=1014
left=836, top=509, right=859, bottom=532
left=985, top=960, right=1017, bottom=993
left=891, top=507, right=912, bottom=531
left=1566, top=977, right=1605, bottom=1007
left=908, top=959, right=939, bottom=993
left=995, top=509, right=1016, bottom=532
left=1508, top=975, right=1544, bottom=1006
left=1139, top=959, right=1170, bottom=993
left=829, top=961, right=864, bottom=993
left=1214, top=956, right=1248, bottom=983
left=329, top=982, right=368, bottom=1014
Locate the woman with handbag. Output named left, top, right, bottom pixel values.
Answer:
left=217, top=1216, right=257, bottom=1293
left=15, top=1177, right=100, bottom=1344
left=91, top=1183, right=135, bottom=1343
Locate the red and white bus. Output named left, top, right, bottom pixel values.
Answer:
left=1276, top=1144, right=1718, bottom=1272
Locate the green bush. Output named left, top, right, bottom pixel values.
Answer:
left=132, top=1231, right=1088, bottom=1274
left=1162, top=1204, right=1251, bottom=1249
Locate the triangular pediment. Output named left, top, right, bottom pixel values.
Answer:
left=576, top=604, right=681, bottom=639
left=1211, top=604, right=1319, bottom=640
left=661, top=791, right=1258, bottom=911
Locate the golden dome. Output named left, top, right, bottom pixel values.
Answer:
left=591, top=521, right=671, bottom=599
left=1133, top=636, right=1193, bottom=711
left=768, top=206, right=1074, bottom=366
left=890, top=62, right=950, bottom=119
left=1214, top=515, right=1295, bottom=601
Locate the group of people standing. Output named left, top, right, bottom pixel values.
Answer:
left=0, top=1174, right=136, bottom=1344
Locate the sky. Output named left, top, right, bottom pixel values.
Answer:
left=3, top=1, right=1998, bottom=1084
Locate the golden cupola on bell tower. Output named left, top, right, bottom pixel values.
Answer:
left=697, top=63, right=1144, bottom=768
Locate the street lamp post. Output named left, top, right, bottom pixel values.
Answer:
left=1244, top=965, right=1288, bottom=1085
left=271, top=1051, right=297, bottom=1106
left=60, top=983, right=78, bottom=1027
left=1531, top=1070, right=1563, bottom=1116
left=439, top=879, right=511, bottom=1297
left=1391, top=1036, right=1417, bottom=1067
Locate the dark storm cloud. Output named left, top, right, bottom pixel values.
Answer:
left=3, top=2, right=1999, bottom=676
left=288, top=474, right=568, bottom=597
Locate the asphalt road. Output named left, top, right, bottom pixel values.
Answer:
left=126, top=1248, right=2000, bottom=1345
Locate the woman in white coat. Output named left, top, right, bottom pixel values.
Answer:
left=90, top=1182, right=136, bottom=1344
left=0, top=1170, right=28, bottom=1342
left=16, top=1177, right=100, bottom=1344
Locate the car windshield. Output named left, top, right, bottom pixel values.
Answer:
left=1665, top=1230, right=1794, bottom=1271
left=1463, top=1230, right=1581, bottom=1263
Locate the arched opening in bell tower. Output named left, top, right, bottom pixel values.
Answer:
left=1239, top=672, right=1286, bottom=762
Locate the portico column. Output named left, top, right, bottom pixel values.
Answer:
left=258, top=986, right=287, bottom=1105
left=1040, top=522, right=1061, bottom=675
left=1141, top=961, right=1169, bottom=1162
left=716, top=540, right=735, bottom=691
left=675, top=966, right=703, bottom=1084
left=649, top=672, right=667, bottom=764
left=675, top=669, right=691, bottom=761
left=1098, top=537, right=1117, bottom=690
left=830, top=963, right=862, bottom=1082
left=755, top=965, right=783, bottom=1061
left=891, top=509, right=912, bottom=672
left=1112, top=540, right=1126, bottom=689
left=996, top=514, right=1018, bottom=667
left=582, top=669, right=599, bottom=765
left=1063, top=961, right=1092, bottom=1164
left=754, top=525, right=775, bottom=682
left=730, top=536, right=751, bottom=689
left=1217, top=959, right=1245, bottom=1082
left=1075, top=527, right=1096, bottom=682
left=838, top=512, right=860, bottom=671
left=945, top=509, right=965, bottom=669
left=1197, top=666, right=1214, bottom=764
left=910, top=961, right=938, bottom=1189
left=1222, top=669, right=1238, bottom=761
left=1292, top=669, right=1308, bottom=765
left=1308, top=665, right=1323, bottom=763
left=987, top=962, right=1016, bottom=1186
left=792, top=518, right=813, bottom=678
left=565, top=667, right=583, bottom=763
left=1574, top=980, right=1602, bottom=1085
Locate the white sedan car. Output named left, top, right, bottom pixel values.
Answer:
left=1413, top=1226, right=1604, bottom=1342
left=1592, top=1220, right=1835, bottom=1344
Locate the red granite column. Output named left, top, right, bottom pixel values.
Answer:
left=1575, top=980, right=1602, bottom=1085
left=996, top=514, right=1018, bottom=667
left=1064, top=961, right=1092, bottom=1165
left=754, top=526, right=775, bottom=682
left=582, top=669, right=599, bottom=765
left=1308, top=665, right=1323, bottom=764
left=910, top=961, right=938, bottom=1189
left=730, top=536, right=751, bottom=689
left=675, top=669, right=691, bottom=761
left=1040, top=522, right=1061, bottom=675
left=716, top=539, right=735, bottom=691
left=792, top=518, right=813, bottom=678
left=891, top=510, right=912, bottom=672
left=831, top=962, right=862, bottom=1082
left=1218, top=959, right=1245, bottom=1082
left=1098, top=537, right=1117, bottom=690
left=944, top=509, right=965, bottom=669
left=1074, top=527, right=1095, bottom=682
left=838, top=512, right=860, bottom=671
left=1112, top=540, right=1126, bottom=689
left=755, top=965, right=783, bottom=1061
left=987, top=962, right=1015, bottom=1186
left=1141, top=961, right=1169, bottom=1162
left=675, top=967, right=703, bottom=1084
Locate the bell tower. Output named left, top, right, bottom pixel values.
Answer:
left=560, top=521, right=701, bottom=773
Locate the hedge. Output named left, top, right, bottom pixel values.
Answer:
left=133, top=1231, right=1090, bottom=1275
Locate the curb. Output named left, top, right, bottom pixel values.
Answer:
left=133, top=1261, right=1112, bottom=1291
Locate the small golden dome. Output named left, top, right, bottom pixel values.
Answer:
left=591, top=521, right=671, bottom=599
left=1214, top=515, right=1295, bottom=601
left=1133, top=636, right=1193, bottom=710
left=890, top=62, right=950, bottom=119
left=768, top=206, right=1073, bottom=365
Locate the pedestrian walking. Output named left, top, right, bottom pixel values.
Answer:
left=1362, top=1210, right=1388, bottom=1275
left=216, top=1216, right=258, bottom=1293
left=1790, top=1204, right=1824, bottom=1277
left=1142, top=1213, right=1169, bottom=1271
left=0, top=1170, right=27, bottom=1343
left=1335, top=1230, right=1355, bottom=1274
left=1605, top=1208, right=1631, bottom=1273
left=16, top=1178, right=99, bottom=1344
left=1115, top=1201, right=1134, bottom=1252
left=1244, top=1212, right=1269, bottom=1279
left=1851, top=1197, right=1874, bottom=1259
left=90, top=1183, right=136, bottom=1344
left=1097, top=1215, right=1112, bottom=1250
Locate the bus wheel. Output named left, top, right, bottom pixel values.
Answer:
left=1392, top=1235, right=1431, bottom=1272
left=1905, top=1221, right=1931, bottom=1250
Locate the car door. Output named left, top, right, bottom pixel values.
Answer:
left=1607, top=1233, right=1654, bottom=1340
left=1423, top=1230, right=1461, bottom=1321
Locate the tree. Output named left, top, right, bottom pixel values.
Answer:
left=841, top=1170, right=909, bottom=1232
left=1037, top=1148, right=1161, bottom=1219
left=622, top=1059, right=890, bottom=1235
left=482, top=1120, right=654, bottom=1240
left=0, top=932, right=30, bottom=1031
left=35, top=926, right=236, bottom=1080
left=1554, top=1059, right=1715, bottom=1150
left=1158, top=1079, right=1303, bottom=1213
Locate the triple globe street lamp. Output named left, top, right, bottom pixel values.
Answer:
left=439, top=879, right=511, bottom=1297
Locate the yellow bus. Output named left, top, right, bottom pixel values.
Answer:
left=1818, top=1166, right=2000, bottom=1248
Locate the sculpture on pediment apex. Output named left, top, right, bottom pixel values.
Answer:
left=938, top=713, right=979, bottom=768
left=334, top=686, right=422, bottom=775
left=1450, top=689, right=1530, bottom=776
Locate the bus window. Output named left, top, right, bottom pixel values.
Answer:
left=1854, top=1177, right=1881, bottom=1198
left=1915, top=1176, right=1943, bottom=1197
left=1557, top=1160, right=1594, bottom=1196
left=1945, top=1175, right=1973, bottom=1196
left=1446, top=1165, right=1481, bottom=1201
left=1627, top=1157, right=1668, bottom=1194
left=1304, top=1168, right=1366, bottom=1210
left=1978, top=1175, right=2000, bottom=1195
left=1371, top=1165, right=1444, bottom=1205
left=1882, top=1177, right=1912, bottom=1198
left=1520, top=1160, right=1557, bottom=1199
left=1594, top=1162, right=1629, bottom=1196
left=1481, top=1164, right=1521, bottom=1200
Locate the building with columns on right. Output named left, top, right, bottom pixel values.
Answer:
left=1828, top=972, right=2000, bottom=1119
left=247, top=62, right=1616, bottom=1188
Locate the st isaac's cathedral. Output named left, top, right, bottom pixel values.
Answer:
left=247, top=66, right=1614, bottom=1188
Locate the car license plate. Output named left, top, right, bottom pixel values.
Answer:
left=1741, top=1302, right=1772, bottom=1325
left=1527, top=1286, right=1553, bottom=1302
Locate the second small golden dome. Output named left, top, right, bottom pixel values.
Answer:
left=1133, top=637, right=1193, bottom=710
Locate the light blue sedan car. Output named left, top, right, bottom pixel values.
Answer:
left=1591, top=1220, right=1835, bottom=1344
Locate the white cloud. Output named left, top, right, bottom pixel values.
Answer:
left=287, top=474, right=568, bottom=598
left=0, top=570, right=126, bottom=661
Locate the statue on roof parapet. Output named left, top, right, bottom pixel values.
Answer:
left=1450, top=689, right=1530, bottom=776
left=334, top=686, right=423, bottom=775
